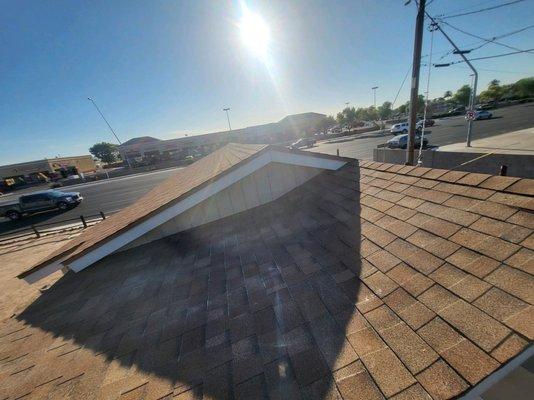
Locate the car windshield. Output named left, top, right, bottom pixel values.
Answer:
left=48, top=191, right=65, bottom=197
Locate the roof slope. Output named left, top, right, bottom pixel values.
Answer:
left=2, top=160, right=533, bottom=399
left=18, top=143, right=268, bottom=278
left=19, top=143, right=345, bottom=279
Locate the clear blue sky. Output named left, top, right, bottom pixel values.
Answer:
left=1, top=0, right=533, bottom=163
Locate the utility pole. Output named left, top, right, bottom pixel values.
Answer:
left=372, top=86, right=378, bottom=108
left=426, top=13, right=478, bottom=147
left=223, top=108, right=232, bottom=131
left=406, top=0, right=426, bottom=166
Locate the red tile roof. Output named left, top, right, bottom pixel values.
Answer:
left=2, top=158, right=533, bottom=399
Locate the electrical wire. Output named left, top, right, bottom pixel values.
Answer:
left=445, top=48, right=534, bottom=64
left=391, top=65, right=412, bottom=109
left=449, top=64, right=530, bottom=74
left=434, top=0, right=504, bottom=16
left=440, top=21, right=534, bottom=54
left=438, top=0, right=526, bottom=19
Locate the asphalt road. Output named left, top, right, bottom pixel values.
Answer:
left=1, top=103, right=532, bottom=236
left=307, top=103, right=534, bottom=159
left=0, top=168, right=181, bottom=235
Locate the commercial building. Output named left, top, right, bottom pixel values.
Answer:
left=0, top=155, right=96, bottom=189
left=117, top=112, right=326, bottom=163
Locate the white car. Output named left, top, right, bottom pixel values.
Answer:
left=390, top=122, right=422, bottom=135
left=467, top=110, right=493, bottom=120
left=390, top=122, right=409, bottom=135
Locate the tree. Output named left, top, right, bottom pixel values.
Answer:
left=453, top=85, right=472, bottom=106
left=396, top=104, right=407, bottom=115
left=443, top=90, right=452, bottom=99
left=337, top=107, right=357, bottom=126
left=89, top=142, right=120, bottom=164
left=316, top=115, right=336, bottom=134
left=512, top=77, right=534, bottom=98
left=479, top=79, right=504, bottom=102
left=378, top=102, right=392, bottom=120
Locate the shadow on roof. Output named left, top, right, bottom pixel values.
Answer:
left=12, top=165, right=374, bottom=399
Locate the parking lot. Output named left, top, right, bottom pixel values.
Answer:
left=307, top=103, right=534, bottom=159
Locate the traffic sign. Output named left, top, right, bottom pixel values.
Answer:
left=466, top=110, right=475, bottom=120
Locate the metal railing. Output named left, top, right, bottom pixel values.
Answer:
left=0, top=211, right=113, bottom=243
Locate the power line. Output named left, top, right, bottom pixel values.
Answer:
left=492, top=24, right=534, bottom=40
left=391, top=65, right=412, bottom=108
left=440, top=20, right=534, bottom=54
left=434, top=0, right=504, bottom=16
left=443, top=48, right=534, bottom=64
left=438, top=0, right=526, bottom=19
left=449, top=64, right=530, bottom=74
left=463, top=24, right=534, bottom=53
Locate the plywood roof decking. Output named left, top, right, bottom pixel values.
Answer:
left=19, top=143, right=345, bottom=279
left=2, top=160, right=533, bottom=399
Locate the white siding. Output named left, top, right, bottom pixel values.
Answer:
left=121, top=162, right=321, bottom=251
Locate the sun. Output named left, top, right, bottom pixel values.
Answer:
left=238, top=4, right=270, bottom=59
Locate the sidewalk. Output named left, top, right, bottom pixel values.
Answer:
left=438, top=127, right=534, bottom=155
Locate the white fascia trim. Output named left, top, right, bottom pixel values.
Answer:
left=22, top=258, right=67, bottom=284
left=459, top=345, right=534, bottom=400
left=271, top=151, right=346, bottom=170
left=62, top=150, right=345, bottom=273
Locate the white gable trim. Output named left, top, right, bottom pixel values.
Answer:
left=42, top=150, right=345, bottom=276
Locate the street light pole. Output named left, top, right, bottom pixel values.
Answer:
left=223, top=108, right=232, bottom=131
left=371, top=87, right=378, bottom=108
left=426, top=14, right=478, bottom=147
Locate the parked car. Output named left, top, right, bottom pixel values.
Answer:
left=477, top=101, right=498, bottom=110
left=448, top=106, right=466, bottom=116
left=0, top=190, right=83, bottom=221
left=289, top=138, right=315, bottom=149
left=390, top=122, right=422, bottom=135
left=387, top=133, right=428, bottom=149
left=416, top=119, right=435, bottom=128
left=469, top=110, right=493, bottom=120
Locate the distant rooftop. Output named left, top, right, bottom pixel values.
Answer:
left=119, top=112, right=327, bottom=146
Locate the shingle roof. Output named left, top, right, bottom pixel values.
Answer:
left=18, top=143, right=270, bottom=279
left=19, top=143, right=346, bottom=280
left=2, top=159, right=533, bottom=399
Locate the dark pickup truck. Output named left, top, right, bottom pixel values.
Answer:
left=0, top=190, right=83, bottom=221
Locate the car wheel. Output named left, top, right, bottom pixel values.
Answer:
left=57, top=202, right=69, bottom=211
left=6, top=211, right=21, bottom=221
left=402, top=129, right=407, bottom=134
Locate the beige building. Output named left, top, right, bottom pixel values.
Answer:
left=118, top=112, right=326, bottom=163
left=0, top=155, right=96, bottom=188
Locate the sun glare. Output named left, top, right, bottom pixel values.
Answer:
left=239, top=4, right=270, bottom=59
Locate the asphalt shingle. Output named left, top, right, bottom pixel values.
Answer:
left=2, top=156, right=533, bottom=400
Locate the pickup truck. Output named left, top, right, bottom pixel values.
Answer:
left=0, top=190, right=83, bottom=221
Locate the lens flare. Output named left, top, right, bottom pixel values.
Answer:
left=238, top=4, right=271, bottom=59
